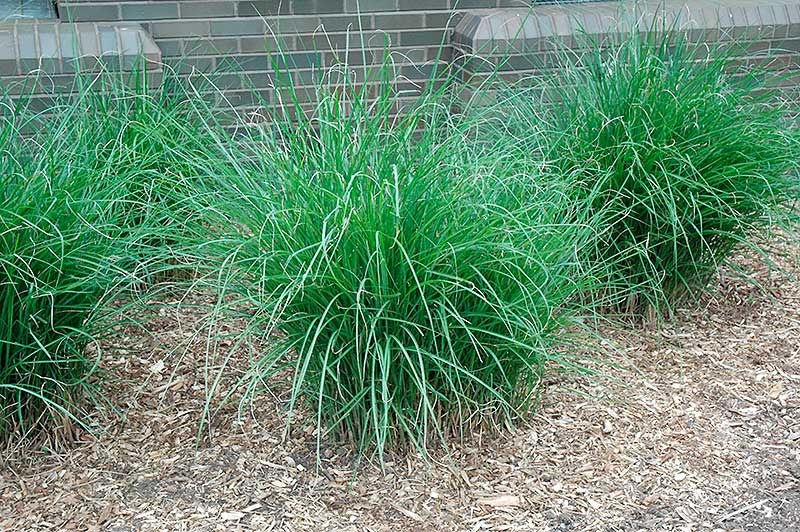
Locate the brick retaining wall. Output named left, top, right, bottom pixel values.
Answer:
left=54, top=0, right=525, bottom=111
left=0, top=1, right=798, bottom=115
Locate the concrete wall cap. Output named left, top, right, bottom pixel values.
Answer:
left=0, top=20, right=162, bottom=76
left=453, top=1, right=800, bottom=53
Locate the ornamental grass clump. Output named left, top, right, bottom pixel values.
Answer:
left=190, top=57, right=590, bottom=460
left=0, top=68, right=208, bottom=441
left=0, top=95, right=122, bottom=439
left=498, top=27, right=800, bottom=316
left=34, top=68, right=219, bottom=278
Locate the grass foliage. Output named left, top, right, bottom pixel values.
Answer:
left=494, top=29, right=800, bottom=316
left=1, top=20, right=798, bottom=458
left=187, top=60, right=591, bottom=459
left=0, top=69, right=204, bottom=439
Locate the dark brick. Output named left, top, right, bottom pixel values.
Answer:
left=183, top=37, right=239, bottom=55
left=240, top=34, right=289, bottom=52
left=212, top=72, right=244, bottom=89
left=263, top=16, right=320, bottom=34
left=210, top=18, right=266, bottom=36
left=400, top=29, right=446, bottom=47
left=296, top=29, right=386, bottom=49
left=344, top=0, right=394, bottom=13
left=157, top=38, right=185, bottom=57
left=151, top=20, right=210, bottom=38
left=293, top=0, right=344, bottom=15
left=318, top=14, right=371, bottom=31
left=61, top=4, right=120, bottom=22
left=773, top=39, right=800, bottom=53
left=224, top=88, right=272, bottom=107
left=398, top=0, right=446, bottom=11
left=180, top=1, right=236, bottom=18
left=374, top=13, right=422, bottom=30
left=121, top=3, right=179, bottom=20
left=237, top=1, right=290, bottom=16
left=425, top=12, right=460, bottom=29
left=218, top=53, right=270, bottom=71
left=175, top=55, right=215, bottom=72
left=270, top=50, right=322, bottom=69
left=243, top=71, right=276, bottom=88
left=453, top=0, right=494, bottom=8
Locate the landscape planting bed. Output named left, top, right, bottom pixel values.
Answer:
left=3, top=12, right=800, bottom=530
left=2, top=246, right=798, bottom=532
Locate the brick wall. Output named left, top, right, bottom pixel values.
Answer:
left=54, top=0, right=532, bottom=112
left=1, top=1, right=798, bottom=116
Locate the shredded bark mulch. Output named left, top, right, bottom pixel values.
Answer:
left=2, top=248, right=799, bottom=531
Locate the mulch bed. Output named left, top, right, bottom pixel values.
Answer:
left=2, top=247, right=799, bottom=531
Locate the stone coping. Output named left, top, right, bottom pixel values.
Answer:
left=0, top=20, right=161, bottom=76
left=453, top=0, right=800, bottom=54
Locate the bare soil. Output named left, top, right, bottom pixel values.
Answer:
left=2, top=248, right=799, bottom=531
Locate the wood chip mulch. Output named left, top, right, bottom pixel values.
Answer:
left=2, top=247, right=799, bottom=531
